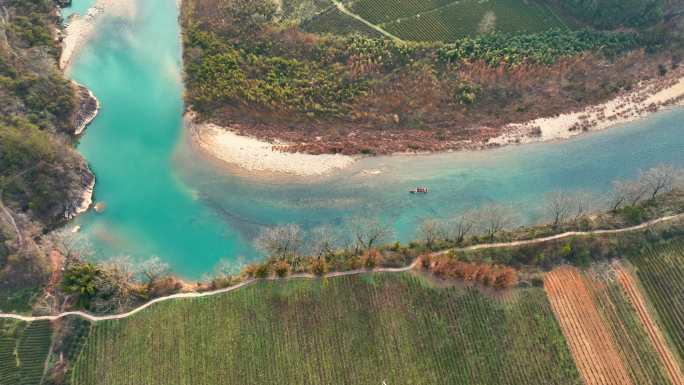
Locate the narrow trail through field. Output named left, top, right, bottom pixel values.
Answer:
left=0, top=212, right=682, bottom=323
left=330, top=0, right=405, bottom=41
left=545, top=267, right=634, bottom=385
left=615, top=263, right=684, bottom=385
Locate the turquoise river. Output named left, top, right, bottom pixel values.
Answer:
left=66, top=0, right=684, bottom=278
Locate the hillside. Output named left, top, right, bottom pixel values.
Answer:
left=182, top=0, right=683, bottom=156
left=0, top=0, right=95, bottom=312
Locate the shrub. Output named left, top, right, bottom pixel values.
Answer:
left=273, top=260, right=291, bottom=277
left=254, top=263, right=270, bottom=278
left=309, top=257, right=329, bottom=275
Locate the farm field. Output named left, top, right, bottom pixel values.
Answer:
left=0, top=319, right=52, bottom=385
left=70, top=273, right=581, bottom=385
left=629, top=243, right=684, bottom=369
left=339, top=0, right=566, bottom=41
left=545, top=265, right=679, bottom=385
left=300, top=6, right=383, bottom=37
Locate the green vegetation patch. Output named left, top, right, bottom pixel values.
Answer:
left=71, top=273, right=581, bottom=385
left=437, top=29, right=640, bottom=65
left=629, top=242, right=684, bottom=364
left=351, top=0, right=565, bottom=42
left=0, top=319, right=52, bottom=385
left=300, top=6, right=383, bottom=37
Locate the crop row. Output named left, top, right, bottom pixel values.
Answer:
left=0, top=319, right=52, bottom=385
left=385, top=0, right=563, bottom=42
left=70, top=273, right=581, bottom=385
left=590, top=271, right=672, bottom=385
left=301, top=6, right=382, bottom=37
left=546, top=265, right=675, bottom=385
left=629, top=243, right=684, bottom=364
left=348, top=0, right=454, bottom=25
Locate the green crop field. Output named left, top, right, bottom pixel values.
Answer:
left=0, top=319, right=52, bottom=385
left=70, top=273, right=581, bottom=385
left=301, top=6, right=383, bottom=37
left=380, top=0, right=565, bottom=42
left=311, top=0, right=567, bottom=42
left=629, top=243, right=684, bottom=364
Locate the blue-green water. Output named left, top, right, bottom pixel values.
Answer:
left=69, top=0, right=684, bottom=278
left=61, top=0, right=98, bottom=20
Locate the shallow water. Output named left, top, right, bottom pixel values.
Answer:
left=69, top=0, right=684, bottom=278
left=61, top=0, right=98, bottom=19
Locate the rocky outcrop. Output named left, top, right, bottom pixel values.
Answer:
left=33, top=154, right=96, bottom=224
left=62, top=158, right=95, bottom=221
left=73, top=81, right=100, bottom=136
left=54, top=0, right=73, bottom=8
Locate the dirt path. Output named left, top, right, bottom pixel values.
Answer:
left=460, top=213, right=684, bottom=252
left=1, top=212, right=682, bottom=323
left=46, top=251, right=64, bottom=294
left=330, top=0, right=404, bottom=42
left=0, top=260, right=420, bottom=323
left=615, top=263, right=684, bottom=385
left=545, top=266, right=634, bottom=385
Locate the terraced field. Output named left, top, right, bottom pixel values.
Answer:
left=70, top=273, right=581, bottom=385
left=629, top=243, right=684, bottom=368
left=345, top=0, right=565, bottom=41
left=0, top=319, right=52, bottom=385
left=545, top=265, right=678, bottom=385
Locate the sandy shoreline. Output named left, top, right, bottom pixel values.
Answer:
left=59, top=0, right=137, bottom=70
left=188, top=114, right=356, bottom=177
left=490, top=68, right=684, bottom=146
left=190, top=68, right=684, bottom=178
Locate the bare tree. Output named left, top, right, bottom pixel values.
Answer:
left=569, top=190, right=598, bottom=221
left=544, top=191, right=573, bottom=228
left=419, top=219, right=442, bottom=250
left=101, top=256, right=135, bottom=285
left=309, top=225, right=339, bottom=258
left=446, top=209, right=476, bottom=243
left=611, top=179, right=649, bottom=210
left=351, top=218, right=393, bottom=254
left=136, top=256, right=170, bottom=287
left=254, top=224, right=303, bottom=259
left=47, top=228, right=94, bottom=262
left=640, top=165, right=678, bottom=200
left=476, top=203, right=515, bottom=240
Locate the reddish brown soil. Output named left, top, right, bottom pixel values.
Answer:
left=615, top=264, right=684, bottom=385
left=545, top=266, right=634, bottom=385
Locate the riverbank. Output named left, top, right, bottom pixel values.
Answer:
left=73, top=82, right=100, bottom=136
left=3, top=211, right=683, bottom=321
left=187, top=113, right=357, bottom=177
left=59, top=0, right=137, bottom=70
left=490, top=67, right=684, bottom=146
left=190, top=68, right=684, bottom=178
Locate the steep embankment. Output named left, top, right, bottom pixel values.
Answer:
left=0, top=0, right=98, bottom=312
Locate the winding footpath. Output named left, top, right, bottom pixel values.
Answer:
left=330, top=0, right=404, bottom=42
left=1, top=212, right=682, bottom=323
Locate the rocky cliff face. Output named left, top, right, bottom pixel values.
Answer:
left=73, top=82, right=100, bottom=136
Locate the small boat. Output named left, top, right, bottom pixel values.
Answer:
left=409, top=187, right=429, bottom=194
